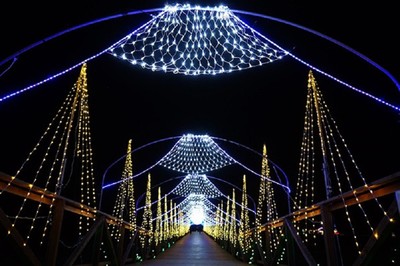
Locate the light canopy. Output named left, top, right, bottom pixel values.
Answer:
left=171, top=174, right=223, bottom=198
left=158, top=134, right=236, bottom=174
left=109, top=4, right=287, bottom=75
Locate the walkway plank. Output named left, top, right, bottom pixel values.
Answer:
left=133, top=233, right=249, bottom=265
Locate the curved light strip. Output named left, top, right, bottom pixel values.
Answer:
left=100, top=136, right=181, bottom=193
left=134, top=173, right=257, bottom=217
left=211, top=136, right=291, bottom=188
left=159, top=133, right=291, bottom=192
left=233, top=9, right=400, bottom=93
left=102, top=133, right=291, bottom=193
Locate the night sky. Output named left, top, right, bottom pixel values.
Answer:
left=0, top=1, right=399, bottom=212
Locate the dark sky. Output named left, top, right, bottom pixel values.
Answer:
left=0, top=1, right=399, bottom=212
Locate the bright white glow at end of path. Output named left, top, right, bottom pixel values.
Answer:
left=190, top=206, right=205, bottom=224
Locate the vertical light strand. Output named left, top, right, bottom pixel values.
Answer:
left=163, top=194, right=169, bottom=243
left=229, top=189, right=237, bottom=251
left=224, top=196, right=230, bottom=243
left=169, top=199, right=174, bottom=240
left=307, top=70, right=392, bottom=258
left=255, top=144, right=267, bottom=260
left=213, top=203, right=220, bottom=239
left=217, top=201, right=224, bottom=241
left=239, top=174, right=251, bottom=260
left=155, top=187, right=162, bottom=247
left=173, top=202, right=177, bottom=239
left=109, top=139, right=136, bottom=241
left=125, top=140, right=136, bottom=238
left=293, top=70, right=319, bottom=247
left=263, top=146, right=282, bottom=255
left=76, top=66, right=97, bottom=236
left=140, top=173, right=153, bottom=249
left=8, top=87, right=75, bottom=246
left=6, top=63, right=94, bottom=248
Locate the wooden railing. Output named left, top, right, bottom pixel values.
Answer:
left=1, top=170, right=399, bottom=265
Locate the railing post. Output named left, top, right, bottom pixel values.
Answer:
left=45, top=198, right=65, bottom=266
left=320, top=204, right=340, bottom=266
left=284, top=220, right=296, bottom=265
left=117, top=226, right=126, bottom=261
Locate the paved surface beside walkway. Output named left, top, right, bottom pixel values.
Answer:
left=132, top=232, right=249, bottom=266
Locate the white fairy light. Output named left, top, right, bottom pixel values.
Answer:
left=171, top=174, right=223, bottom=198
left=158, top=134, right=236, bottom=174
left=108, top=4, right=287, bottom=75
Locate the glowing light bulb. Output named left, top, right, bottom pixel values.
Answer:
left=190, top=206, right=205, bottom=224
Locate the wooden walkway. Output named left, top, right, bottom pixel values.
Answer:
left=132, top=232, right=249, bottom=266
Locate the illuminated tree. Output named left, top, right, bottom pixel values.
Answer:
left=109, top=139, right=136, bottom=241
left=239, top=174, right=252, bottom=261
left=154, top=187, right=162, bottom=247
left=229, top=189, right=237, bottom=253
left=140, top=173, right=153, bottom=253
left=163, top=194, right=169, bottom=242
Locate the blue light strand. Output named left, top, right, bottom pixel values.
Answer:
left=136, top=173, right=257, bottom=215
left=232, top=9, right=400, bottom=111
left=135, top=175, right=186, bottom=211
left=233, top=160, right=291, bottom=194
left=102, top=134, right=292, bottom=196
left=0, top=8, right=165, bottom=68
left=0, top=58, right=17, bottom=78
left=103, top=134, right=237, bottom=189
left=206, top=175, right=257, bottom=213
left=0, top=9, right=165, bottom=104
left=221, top=192, right=256, bottom=215
left=98, top=135, right=181, bottom=210
left=101, top=159, right=159, bottom=190
left=210, top=136, right=292, bottom=193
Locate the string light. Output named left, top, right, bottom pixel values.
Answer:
left=175, top=194, right=216, bottom=224
left=171, top=173, right=223, bottom=198
left=3, top=63, right=97, bottom=248
left=255, top=145, right=267, bottom=255
left=158, top=134, right=236, bottom=174
left=1, top=4, right=398, bottom=115
left=292, top=70, right=393, bottom=260
left=239, top=174, right=252, bottom=259
left=0, top=51, right=394, bottom=263
left=163, top=193, right=169, bottom=241
left=154, top=187, right=162, bottom=246
left=109, top=4, right=287, bottom=76
left=109, top=139, right=136, bottom=241
left=255, top=144, right=282, bottom=261
left=140, top=173, right=153, bottom=249
left=229, top=189, right=238, bottom=252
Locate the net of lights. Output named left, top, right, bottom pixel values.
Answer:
left=171, top=174, right=223, bottom=198
left=108, top=4, right=287, bottom=76
left=1, top=4, right=399, bottom=114
left=1, top=6, right=397, bottom=261
left=158, top=134, right=237, bottom=174
left=175, top=194, right=219, bottom=225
